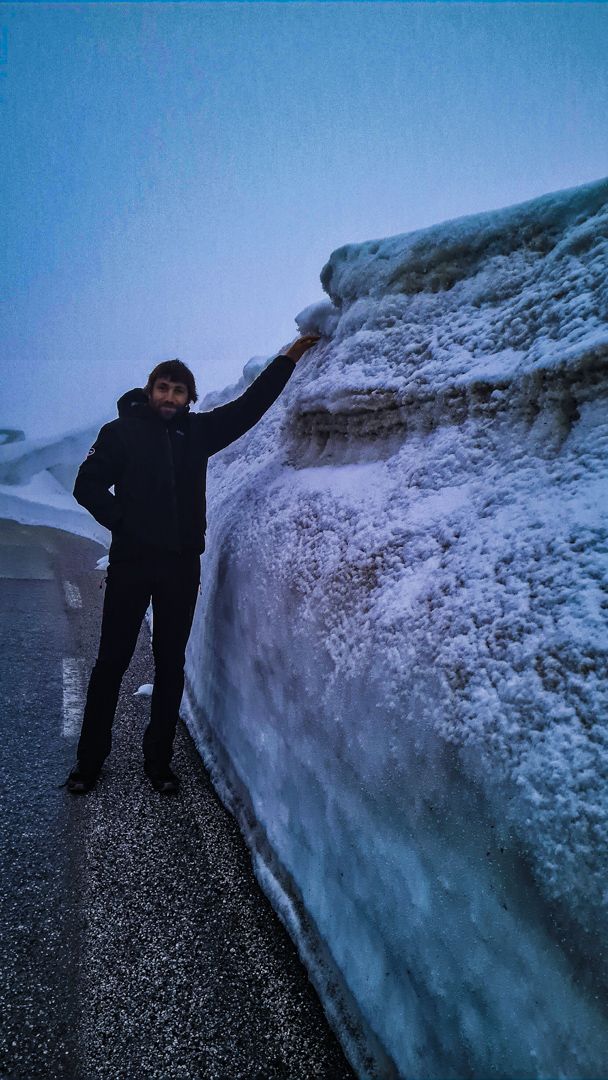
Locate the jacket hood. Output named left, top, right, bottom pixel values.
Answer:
left=117, top=387, right=149, bottom=418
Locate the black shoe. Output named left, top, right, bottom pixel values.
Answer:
left=64, top=760, right=100, bottom=795
left=144, top=763, right=179, bottom=795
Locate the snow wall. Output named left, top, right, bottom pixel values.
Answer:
left=183, top=177, right=608, bottom=1080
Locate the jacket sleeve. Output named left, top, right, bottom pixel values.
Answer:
left=73, top=422, right=125, bottom=531
left=201, top=354, right=296, bottom=456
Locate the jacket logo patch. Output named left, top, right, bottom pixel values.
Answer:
left=87, top=447, right=96, bottom=457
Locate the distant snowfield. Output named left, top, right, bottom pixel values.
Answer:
left=2, top=177, right=607, bottom=1079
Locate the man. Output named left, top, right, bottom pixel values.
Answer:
left=65, top=334, right=319, bottom=795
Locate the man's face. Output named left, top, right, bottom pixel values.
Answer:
left=148, top=378, right=189, bottom=420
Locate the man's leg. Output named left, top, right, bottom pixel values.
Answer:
left=142, top=553, right=200, bottom=774
left=76, top=561, right=151, bottom=774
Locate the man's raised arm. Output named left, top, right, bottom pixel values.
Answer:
left=202, top=334, right=319, bottom=456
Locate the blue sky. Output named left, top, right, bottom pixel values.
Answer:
left=2, top=2, right=608, bottom=438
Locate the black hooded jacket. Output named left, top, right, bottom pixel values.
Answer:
left=73, top=353, right=295, bottom=562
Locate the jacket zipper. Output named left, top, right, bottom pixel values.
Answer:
left=164, top=427, right=181, bottom=553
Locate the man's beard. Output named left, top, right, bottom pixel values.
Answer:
left=156, top=402, right=187, bottom=420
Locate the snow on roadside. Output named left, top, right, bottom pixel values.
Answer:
left=185, top=176, right=608, bottom=1079
left=3, top=176, right=606, bottom=1079
left=0, top=423, right=109, bottom=545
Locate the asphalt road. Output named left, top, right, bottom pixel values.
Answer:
left=0, top=519, right=355, bottom=1080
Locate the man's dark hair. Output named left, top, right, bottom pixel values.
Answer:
left=145, top=359, right=198, bottom=404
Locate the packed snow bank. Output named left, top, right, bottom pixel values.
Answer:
left=0, top=425, right=109, bottom=545
left=185, top=178, right=608, bottom=1079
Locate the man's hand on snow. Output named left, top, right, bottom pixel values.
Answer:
left=281, top=334, right=321, bottom=363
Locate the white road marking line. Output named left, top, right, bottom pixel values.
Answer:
left=63, top=580, right=82, bottom=609
left=62, top=658, right=85, bottom=738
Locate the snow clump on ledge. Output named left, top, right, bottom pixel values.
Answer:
left=186, top=176, right=608, bottom=1079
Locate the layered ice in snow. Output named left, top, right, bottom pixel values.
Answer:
left=184, top=177, right=608, bottom=1079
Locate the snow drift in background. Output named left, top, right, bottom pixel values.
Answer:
left=0, top=424, right=109, bottom=544
left=184, top=177, right=608, bottom=1079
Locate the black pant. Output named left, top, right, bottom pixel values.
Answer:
left=77, top=552, right=200, bottom=773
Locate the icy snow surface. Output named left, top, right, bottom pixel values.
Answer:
left=185, top=177, right=608, bottom=1079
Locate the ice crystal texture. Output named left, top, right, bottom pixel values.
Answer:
left=186, top=178, right=608, bottom=1079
